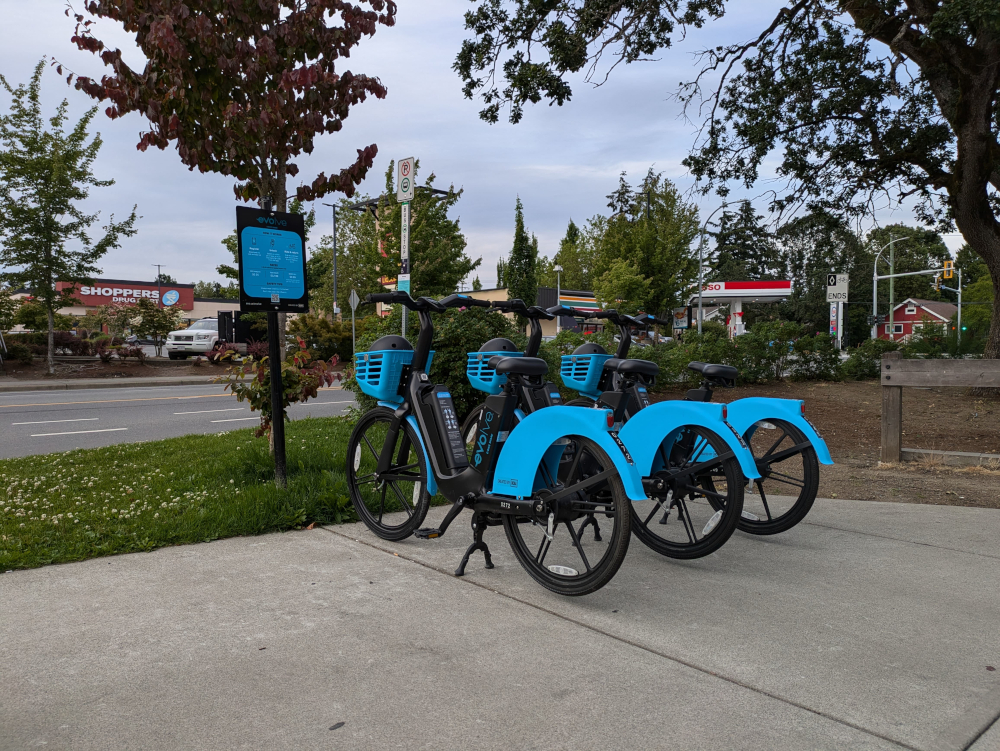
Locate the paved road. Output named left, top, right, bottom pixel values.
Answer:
left=2, top=498, right=998, bottom=750
left=0, top=384, right=356, bottom=459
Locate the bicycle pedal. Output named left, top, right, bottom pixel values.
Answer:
left=415, top=527, right=443, bottom=539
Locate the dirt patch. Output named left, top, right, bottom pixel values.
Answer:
left=654, top=380, right=1000, bottom=509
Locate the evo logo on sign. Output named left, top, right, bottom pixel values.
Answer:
left=257, top=216, right=288, bottom=227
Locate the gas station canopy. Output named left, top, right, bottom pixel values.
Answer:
left=690, top=281, right=792, bottom=305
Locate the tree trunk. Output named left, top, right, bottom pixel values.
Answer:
left=46, top=307, right=55, bottom=375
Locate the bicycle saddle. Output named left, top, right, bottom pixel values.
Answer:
left=603, top=358, right=659, bottom=377
left=487, top=355, right=548, bottom=376
left=688, top=361, right=738, bottom=382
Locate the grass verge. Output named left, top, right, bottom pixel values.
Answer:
left=0, top=417, right=355, bottom=571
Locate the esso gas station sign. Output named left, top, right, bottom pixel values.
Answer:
left=57, top=281, right=195, bottom=311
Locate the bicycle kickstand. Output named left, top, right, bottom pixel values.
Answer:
left=455, top=511, right=494, bottom=577
left=579, top=513, right=602, bottom=541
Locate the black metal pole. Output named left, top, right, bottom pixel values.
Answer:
left=260, top=196, right=286, bottom=488
left=267, top=313, right=287, bottom=487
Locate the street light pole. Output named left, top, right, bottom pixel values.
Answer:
left=554, top=265, right=563, bottom=334
left=321, top=202, right=339, bottom=320
left=152, top=264, right=164, bottom=309
left=871, top=235, right=900, bottom=339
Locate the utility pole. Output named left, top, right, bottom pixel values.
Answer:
left=152, top=264, right=164, bottom=309
left=889, top=241, right=895, bottom=341
left=697, top=231, right=705, bottom=334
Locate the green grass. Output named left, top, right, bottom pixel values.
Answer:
left=0, top=417, right=356, bottom=571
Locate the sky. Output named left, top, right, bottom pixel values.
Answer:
left=0, top=0, right=962, bottom=289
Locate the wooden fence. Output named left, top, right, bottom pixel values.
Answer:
left=880, top=352, right=1000, bottom=463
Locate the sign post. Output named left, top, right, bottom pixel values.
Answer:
left=826, top=273, right=848, bottom=349
left=396, top=158, right=414, bottom=335
left=236, top=204, right=308, bottom=489
left=349, top=289, right=360, bottom=356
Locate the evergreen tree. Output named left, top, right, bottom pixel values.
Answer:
left=496, top=256, right=507, bottom=288
left=311, top=195, right=385, bottom=317
left=709, top=201, right=778, bottom=282
left=772, top=210, right=865, bottom=339
left=506, top=197, right=538, bottom=306
left=538, top=219, right=595, bottom=290
left=955, top=244, right=988, bottom=287
left=375, top=161, right=481, bottom=299
left=591, top=169, right=700, bottom=315
left=0, top=61, right=137, bottom=374
left=472, top=276, right=482, bottom=291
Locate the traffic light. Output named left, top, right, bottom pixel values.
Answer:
left=934, top=273, right=942, bottom=291
left=943, top=260, right=954, bottom=279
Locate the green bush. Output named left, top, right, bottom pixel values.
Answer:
left=790, top=334, right=841, bottom=381
left=5, top=342, right=33, bottom=364
left=287, top=313, right=351, bottom=362
left=343, top=307, right=524, bottom=422
left=730, top=321, right=803, bottom=383
left=840, top=338, right=900, bottom=380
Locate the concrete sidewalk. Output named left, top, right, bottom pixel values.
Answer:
left=2, top=498, right=998, bottom=750
left=0, top=375, right=223, bottom=392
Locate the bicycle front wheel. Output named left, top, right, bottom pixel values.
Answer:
left=503, top=436, right=631, bottom=596
left=346, top=407, right=430, bottom=541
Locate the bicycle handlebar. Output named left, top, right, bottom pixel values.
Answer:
left=493, top=299, right=555, bottom=319
left=363, top=291, right=491, bottom=313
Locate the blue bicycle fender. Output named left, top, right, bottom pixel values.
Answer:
left=490, top=406, right=647, bottom=501
left=376, top=400, right=440, bottom=496
left=723, top=398, right=833, bottom=465
left=617, top=401, right=761, bottom=480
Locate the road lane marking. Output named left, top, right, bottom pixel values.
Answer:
left=210, top=417, right=260, bottom=423
left=12, top=418, right=100, bottom=426
left=0, top=394, right=230, bottom=409
left=174, top=408, right=246, bottom=415
left=30, top=428, right=129, bottom=437
left=302, top=400, right=354, bottom=405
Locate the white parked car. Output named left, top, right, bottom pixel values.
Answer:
left=165, top=318, right=219, bottom=359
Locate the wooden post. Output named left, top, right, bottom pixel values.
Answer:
left=881, top=351, right=903, bottom=463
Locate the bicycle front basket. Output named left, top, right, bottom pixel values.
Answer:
left=355, top=349, right=435, bottom=401
left=466, top=351, right=524, bottom=395
left=560, top=353, right=613, bottom=394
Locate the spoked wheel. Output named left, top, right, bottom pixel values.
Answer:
left=503, top=436, right=632, bottom=596
left=631, top=425, right=744, bottom=559
left=346, top=407, right=430, bottom=541
left=738, top=418, right=819, bottom=535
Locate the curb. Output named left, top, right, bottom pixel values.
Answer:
left=0, top=377, right=222, bottom=393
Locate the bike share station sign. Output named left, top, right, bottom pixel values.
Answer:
left=236, top=206, right=309, bottom=313
left=396, top=157, right=415, bottom=295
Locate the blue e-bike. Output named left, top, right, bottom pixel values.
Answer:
left=462, top=300, right=760, bottom=560
left=562, top=310, right=833, bottom=536
left=345, top=291, right=647, bottom=596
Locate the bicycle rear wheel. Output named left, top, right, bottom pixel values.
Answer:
left=346, top=407, right=430, bottom=541
left=631, top=425, right=744, bottom=559
left=503, top=436, right=631, bottom=596
left=737, top=418, right=819, bottom=535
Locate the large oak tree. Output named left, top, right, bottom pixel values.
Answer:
left=455, top=0, right=1000, bottom=357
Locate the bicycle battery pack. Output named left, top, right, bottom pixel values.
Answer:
left=426, top=388, right=468, bottom=470
left=522, top=382, right=563, bottom=411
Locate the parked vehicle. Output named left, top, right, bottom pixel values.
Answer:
left=165, top=319, right=219, bottom=359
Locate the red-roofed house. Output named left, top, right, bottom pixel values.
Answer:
left=878, top=298, right=958, bottom=342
